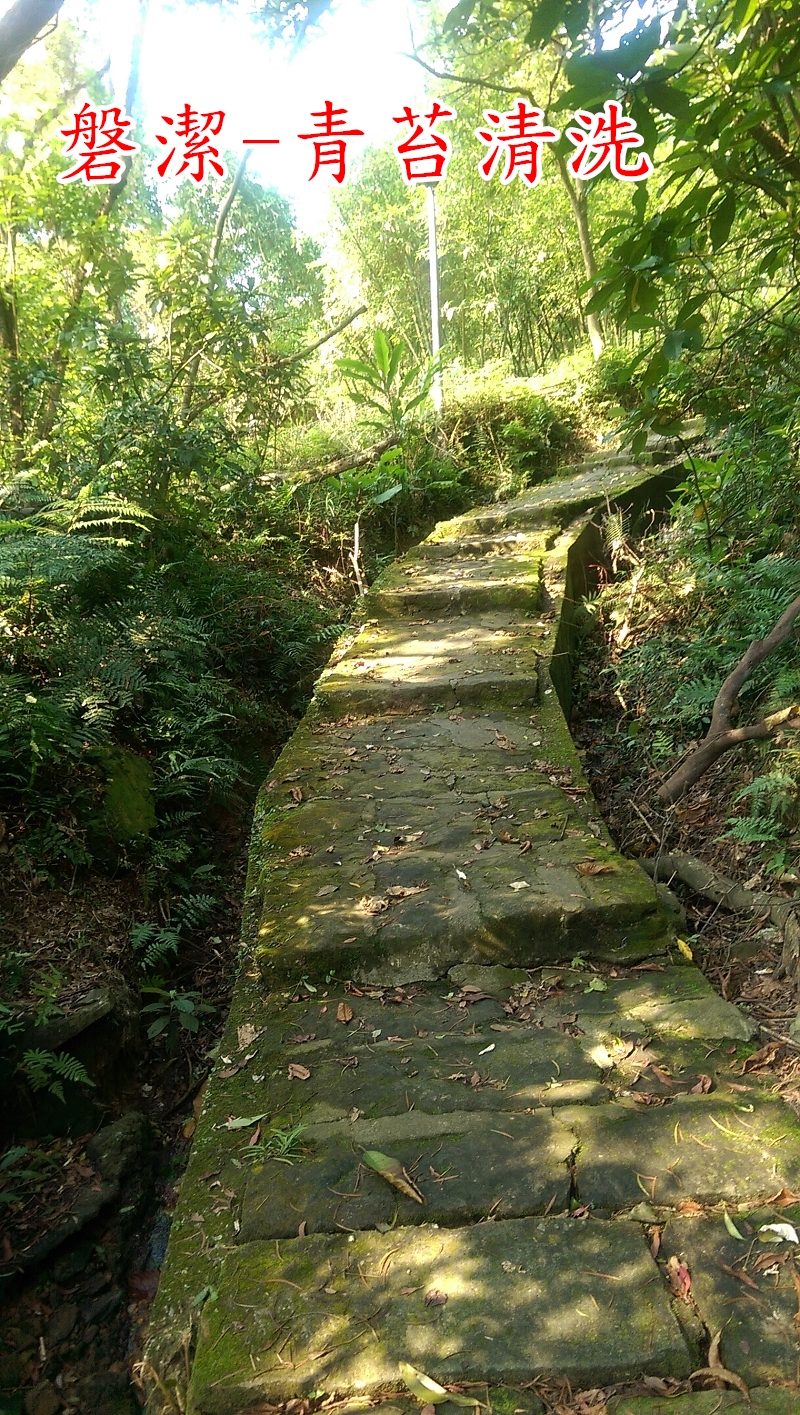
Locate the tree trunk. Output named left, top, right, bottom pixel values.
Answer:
left=33, top=0, right=149, bottom=444
left=0, top=0, right=63, bottom=86
left=554, top=153, right=604, bottom=359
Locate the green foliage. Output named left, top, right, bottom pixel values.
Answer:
left=20, top=1048, right=95, bottom=1103
left=140, top=985, right=216, bottom=1053
left=337, top=331, right=434, bottom=434
left=243, top=1122, right=309, bottom=1165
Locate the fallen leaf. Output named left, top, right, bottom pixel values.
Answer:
left=676, top=938, right=694, bottom=960
left=127, top=1270, right=160, bottom=1301
left=182, top=1118, right=196, bottom=1139
left=576, top=861, right=615, bottom=875
left=248, top=1124, right=261, bottom=1147
left=398, top=1362, right=478, bottom=1407
left=723, top=1209, right=745, bottom=1240
left=360, top=895, right=389, bottom=913
left=676, top=1200, right=705, bottom=1216
left=288, top=845, right=312, bottom=859
left=288, top=1063, right=311, bottom=1080
left=759, top=1222, right=799, bottom=1244
left=290, top=786, right=303, bottom=803
left=690, top=1074, right=713, bottom=1094
left=424, top=1289, right=448, bottom=1307
left=237, top=1024, right=258, bottom=1049
left=193, top=1080, right=208, bottom=1118
left=584, top=976, right=608, bottom=993
left=223, top=1111, right=270, bottom=1131
left=509, top=879, right=529, bottom=891
left=362, top=1150, right=425, bottom=1203
left=665, top=1255, right=692, bottom=1302
left=316, top=884, right=339, bottom=897
left=400, top=1285, right=423, bottom=1295
left=298, top=1220, right=307, bottom=1237
left=495, top=732, right=516, bottom=750
left=385, top=884, right=428, bottom=898
left=337, top=1002, right=354, bottom=1025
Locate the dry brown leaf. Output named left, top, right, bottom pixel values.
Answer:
left=290, top=786, right=303, bottom=803
left=288, top=1031, right=315, bottom=1044
left=690, top=1074, right=713, bottom=1094
left=424, top=1289, right=448, bottom=1307
left=385, top=883, right=428, bottom=898
left=182, top=1118, right=196, bottom=1140
left=362, top=1150, right=425, bottom=1203
left=193, top=1081, right=207, bottom=1119
left=742, top=1041, right=785, bottom=1072
left=288, top=1062, right=311, bottom=1080
left=336, top=1002, right=354, bottom=1025
left=665, top=1255, right=692, bottom=1302
left=718, top=1261, right=759, bottom=1291
left=298, top=1220, right=307, bottom=1237
left=237, top=1023, right=257, bottom=1049
left=576, top=861, right=615, bottom=876
left=288, top=845, right=312, bottom=860
left=676, top=1198, right=705, bottom=1215
left=359, top=895, right=389, bottom=913
left=316, top=884, right=339, bottom=897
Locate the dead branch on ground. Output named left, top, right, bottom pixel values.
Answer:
left=658, top=591, right=800, bottom=804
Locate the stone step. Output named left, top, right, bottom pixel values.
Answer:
left=251, top=712, right=666, bottom=985
left=363, top=553, right=545, bottom=616
left=611, top=1393, right=798, bottom=1414
left=187, top=1217, right=694, bottom=1413
left=315, top=615, right=544, bottom=715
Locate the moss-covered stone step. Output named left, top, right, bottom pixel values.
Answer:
left=610, top=1391, right=800, bottom=1414
left=433, top=458, right=684, bottom=539
left=238, top=1107, right=575, bottom=1240
left=315, top=614, right=544, bottom=715
left=363, top=548, right=546, bottom=617
left=187, top=1217, right=693, bottom=1414
left=248, top=710, right=668, bottom=986
left=662, top=1210, right=800, bottom=1388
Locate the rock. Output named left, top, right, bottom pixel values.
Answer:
left=447, top=963, right=529, bottom=995
left=79, top=1287, right=123, bottom=1326
left=46, top=1303, right=78, bottom=1345
left=86, top=1112, right=151, bottom=1187
left=92, top=746, right=156, bottom=841
left=23, top=1383, right=61, bottom=1415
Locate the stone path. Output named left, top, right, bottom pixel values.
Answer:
left=145, top=446, right=800, bottom=1415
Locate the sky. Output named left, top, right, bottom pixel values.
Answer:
left=67, top=0, right=431, bottom=236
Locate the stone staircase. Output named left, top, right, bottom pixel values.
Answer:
left=144, top=447, right=800, bottom=1415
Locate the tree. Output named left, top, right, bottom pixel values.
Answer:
left=0, top=0, right=63, bottom=87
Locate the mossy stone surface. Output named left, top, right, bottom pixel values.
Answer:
left=188, top=1218, right=691, bottom=1413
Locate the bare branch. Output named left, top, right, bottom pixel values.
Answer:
left=271, top=305, right=367, bottom=368
left=658, top=590, right=800, bottom=803
left=0, top=0, right=63, bottom=85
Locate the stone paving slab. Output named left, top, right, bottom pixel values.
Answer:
left=662, top=1212, right=800, bottom=1386
left=366, top=544, right=547, bottom=616
left=610, top=1392, right=800, bottom=1414
left=239, top=1108, right=575, bottom=1240
left=248, top=711, right=668, bottom=986
left=565, top=1095, right=800, bottom=1210
left=188, top=1218, right=692, bottom=1413
left=316, top=615, right=545, bottom=714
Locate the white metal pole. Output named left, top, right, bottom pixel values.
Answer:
left=425, top=181, right=442, bottom=415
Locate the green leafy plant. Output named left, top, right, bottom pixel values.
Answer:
left=19, top=1049, right=95, bottom=1103
left=140, top=985, right=216, bottom=1052
left=338, top=331, right=434, bottom=434
left=242, top=1123, right=308, bottom=1165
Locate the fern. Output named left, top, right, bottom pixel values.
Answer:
left=130, top=923, right=181, bottom=971
left=21, top=1049, right=95, bottom=1103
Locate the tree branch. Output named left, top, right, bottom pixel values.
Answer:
left=293, top=433, right=400, bottom=490
left=271, top=304, right=367, bottom=368
left=0, top=0, right=63, bottom=85
left=658, top=590, right=800, bottom=804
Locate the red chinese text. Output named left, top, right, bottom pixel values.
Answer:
left=476, top=101, right=559, bottom=186
left=393, top=101, right=455, bottom=184
left=566, top=101, right=652, bottom=182
left=155, top=106, right=226, bottom=183
left=58, top=102, right=138, bottom=185
left=298, top=101, right=364, bottom=184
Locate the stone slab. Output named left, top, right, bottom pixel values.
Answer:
left=238, top=1107, right=575, bottom=1240
left=663, top=1213, right=800, bottom=1386
left=565, top=1096, right=800, bottom=1210
left=248, top=712, right=667, bottom=985
left=610, top=1392, right=800, bottom=1414
left=366, top=549, right=545, bottom=616
left=188, top=1218, right=692, bottom=1413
